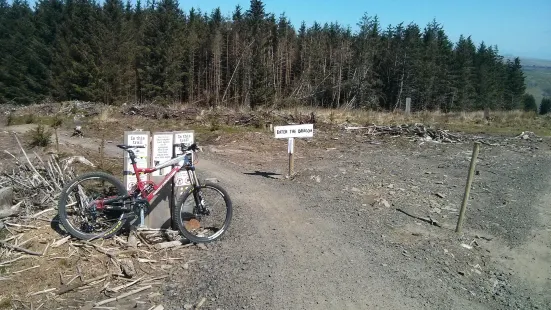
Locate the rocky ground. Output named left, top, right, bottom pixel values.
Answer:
left=0, top=114, right=550, bottom=309
left=162, top=127, right=551, bottom=310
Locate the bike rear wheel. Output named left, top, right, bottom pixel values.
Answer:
left=58, top=172, right=127, bottom=240
left=173, top=182, right=232, bottom=243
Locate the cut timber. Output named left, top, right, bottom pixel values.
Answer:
left=106, top=276, right=144, bottom=293
left=344, top=124, right=463, bottom=143
left=154, top=240, right=187, bottom=250
left=57, top=273, right=110, bottom=295
left=27, top=287, right=56, bottom=297
left=0, top=187, right=14, bottom=208
left=0, top=240, right=42, bottom=256
left=94, top=285, right=152, bottom=306
left=120, top=258, right=136, bottom=278
left=52, top=236, right=71, bottom=248
left=396, top=208, right=442, bottom=227
left=0, top=201, right=22, bottom=219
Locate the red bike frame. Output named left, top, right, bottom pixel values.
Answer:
left=131, top=163, right=185, bottom=202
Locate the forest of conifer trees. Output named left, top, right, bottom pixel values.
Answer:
left=0, top=0, right=528, bottom=112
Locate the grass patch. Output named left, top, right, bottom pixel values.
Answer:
left=58, top=258, right=72, bottom=268
left=0, top=297, right=12, bottom=309
left=6, top=114, right=71, bottom=128
left=24, top=113, right=35, bottom=124
left=27, top=124, right=52, bottom=147
left=297, top=108, right=551, bottom=136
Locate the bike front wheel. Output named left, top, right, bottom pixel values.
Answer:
left=58, top=172, right=127, bottom=240
left=173, top=182, right=233, bottom=243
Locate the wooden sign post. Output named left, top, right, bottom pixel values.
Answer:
left=274, top=124, right=314, bottom=177
left=288, top=137, right=294, bottom=176
left=405, top=97, right=411, bottom=114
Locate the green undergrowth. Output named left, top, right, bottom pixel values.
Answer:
left=6, top=113, right=71, bottom=128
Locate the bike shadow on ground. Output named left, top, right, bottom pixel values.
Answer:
left=243, top=170, right=282, bottom=180
left=50, top=214, right=68, bottom=236
left=50, top=215, right=193, bottom=245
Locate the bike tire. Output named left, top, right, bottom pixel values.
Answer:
left=58, top=172, right=127, bottom=240
left=173, top=182, right=233, bottom=243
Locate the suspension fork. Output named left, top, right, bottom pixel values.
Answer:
left=187, top=169, right=205, bottom=213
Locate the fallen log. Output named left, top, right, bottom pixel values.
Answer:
left=154, top=240, right=188, bottom=250
left=57, top=273, right=110, bottom=295
left=0, top=240, right=42, bottom=256
left=94, top=285, right=152, bottom=306
left=0, top=201, right=22, bottom=219
left=396, top=208, right=442, bottom=227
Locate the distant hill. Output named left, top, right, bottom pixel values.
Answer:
left=505, top=56, right=551, bottom=105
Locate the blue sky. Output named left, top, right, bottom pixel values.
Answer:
left=180, top=0, right=551, bottom=60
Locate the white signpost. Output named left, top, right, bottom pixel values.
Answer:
left=173, top=131, right=194, bottom=187
left=172, top=131, right=195, bottom=222
left=124, top=131, right=149, bottom=191
left=151, top=133, right=174, bottom=176
left=274, top=124, right=314, bottom=177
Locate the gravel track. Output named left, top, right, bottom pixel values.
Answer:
left=161, top=131, right=551, bottom=310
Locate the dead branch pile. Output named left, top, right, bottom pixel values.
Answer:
left=122, top=104, right=201, bottom=121
left=345, top=124, right=462, bottom=143
left=516, top=131, right=542, bottom=141
left=0, top=221, right=199, bottom=309
left=0, top=133, right=95, bottom=218
left=231, top=110, right=315, bottom=127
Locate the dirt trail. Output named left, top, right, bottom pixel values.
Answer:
left=162, top=156, right=488, bottom=310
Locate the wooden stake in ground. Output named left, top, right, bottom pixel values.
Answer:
left=456, top=142, right=481, bottom=234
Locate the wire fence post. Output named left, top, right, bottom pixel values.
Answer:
left=456, top=142, right=481, bottom=234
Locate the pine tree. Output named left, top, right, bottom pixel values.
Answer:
left=353, top=13, right=382, bottom=109
left=0, top=0, right=48, bottom=104
left=51, top=0, right=103, bottom=101
left=504, top=57, right=525, bottom=110
left=540, top=97, right=551, bottom=115
left=99, top=0, right=126, bottom=104
left=451, top=35, right=476, bottom=111
left=140, top=0, right=185, bottom=103
left=246, top=0, right=272, bottom=110
left=522, top=93, right=537, bottom=113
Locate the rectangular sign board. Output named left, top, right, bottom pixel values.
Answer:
left=274, top=124, right=314, bottom=139
left=124, top=131, right=150, bottom=191
left=173, top=131, right=195, bottom=187
left=151, top=132, right=174, bottom=176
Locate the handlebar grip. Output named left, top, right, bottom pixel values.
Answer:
left=173, top=142, right=198, bottom=151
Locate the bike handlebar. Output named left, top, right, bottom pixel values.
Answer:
left=174, top=142, right=198, bottom=152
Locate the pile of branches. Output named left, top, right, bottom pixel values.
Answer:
left=232, top=110, right=315, bottom=127
left=345, top=123, right=462, bottom=143
left=0, top=224, right=198, bottom=309
left=122, top=104, right=201, bottom=121
left=0, top=133, right=95, bottom=219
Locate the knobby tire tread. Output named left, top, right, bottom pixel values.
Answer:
left=173, top=182, right=233, bottom=243
left=58, top=171, right=127, bottom=240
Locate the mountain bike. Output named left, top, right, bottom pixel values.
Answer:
left=57, top=142, right=232, bottom=243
